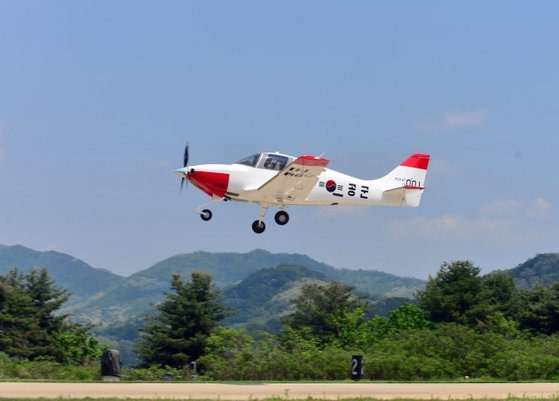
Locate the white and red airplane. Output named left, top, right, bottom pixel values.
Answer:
left=175, top=145, right=430, bottom=233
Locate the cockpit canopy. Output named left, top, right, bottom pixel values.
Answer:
left=235, top=152, right=295, bottom=171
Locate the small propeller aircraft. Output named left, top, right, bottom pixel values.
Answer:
left=175, top=145, right=430, bottom=233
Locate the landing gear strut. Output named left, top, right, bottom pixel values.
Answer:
left=197, top=197, right=220, bottom=222
left=252, top=205, right=269, bottom=234
left=251, top=207, right=290, bottom=233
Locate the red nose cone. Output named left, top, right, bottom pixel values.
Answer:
left=188, top=171, right=229, bottom=198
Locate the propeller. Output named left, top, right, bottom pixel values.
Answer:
left=180, top=142, right=189, bottom=193
left=183, top=142, right=189, bottom=167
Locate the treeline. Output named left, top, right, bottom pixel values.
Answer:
left=3, top=261, right=559, bottom=381
left=133, top=262, right=559, bottom=380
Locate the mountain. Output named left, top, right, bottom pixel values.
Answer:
left=0, top=244, right=124, bottom=300
left=70, top=249, right=425, bottom=325
left=505, top=253, right=559, bottom=289
left=0, top=244, right=425, bottom=364
left=223, top=264, right=330, bottom=329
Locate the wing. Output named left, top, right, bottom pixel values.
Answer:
left=247, top=155, right=329, bottom=205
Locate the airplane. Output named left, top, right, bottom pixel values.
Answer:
left=175, top=145, right=430, bottom=234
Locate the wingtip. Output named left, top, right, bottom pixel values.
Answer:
left=295, top=155, right=330, bottom=167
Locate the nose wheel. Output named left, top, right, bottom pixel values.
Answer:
left=196, top=198, right=220, bottom=222
left=200, top=209, right=212, bottom=221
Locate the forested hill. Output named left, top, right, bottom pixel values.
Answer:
left=129, top=249, right=425, bottom=296
left=0, top=244, right=123, bottom=299
left=223, top=264, right=330, bottom=328
left=70, top=249, right=425, bottom=324
left=505, top=253, right=559, bottom=289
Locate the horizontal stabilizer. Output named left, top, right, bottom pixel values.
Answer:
left=384, top=184, right=425, bottom=193
left=382, top=185, right=425, bottom=207
left=404, top=184, right=425, bottom=190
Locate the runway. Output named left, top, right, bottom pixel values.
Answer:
left=1, top=382, right=559, bottom=399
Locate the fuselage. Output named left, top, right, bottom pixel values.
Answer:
left=227, top=163, right=385, bottom=206
left=178, top=152, right=425, bottom=208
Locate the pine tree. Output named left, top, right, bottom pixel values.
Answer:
left=136, top=272, right=227, bottom=368
left=0, top=268, right=95, bottom=362
left=24, top=268, right=71, bottom=359
left=0, top=270, right=37, bottom=359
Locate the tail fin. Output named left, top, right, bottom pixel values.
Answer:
left=379, top=153, right=430, bottom=207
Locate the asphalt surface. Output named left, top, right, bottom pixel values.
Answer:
left=1, top=382, right=559, bottom=399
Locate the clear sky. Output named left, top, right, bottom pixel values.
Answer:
left=1, top=1, right=558, bottom=278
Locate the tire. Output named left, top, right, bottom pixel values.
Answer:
left=252, top=220, right=266, bottom=234
left=200, top=209, right=212, bottom=221
left=274, top=210, right=289, bottom=225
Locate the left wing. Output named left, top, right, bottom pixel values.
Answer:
left=248, top=155, right=329, bottom=205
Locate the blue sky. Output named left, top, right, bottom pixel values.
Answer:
left=1, top=1, right=558, bottom=278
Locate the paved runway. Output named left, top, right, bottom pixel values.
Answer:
left=1, top=382, right=559, bottom=399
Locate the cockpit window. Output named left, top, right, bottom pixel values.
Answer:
left=236, top=152, right=295, bottom=170
left=262, top=154, right=289, bottom=171
left=236, top=154, right=261, bottom=167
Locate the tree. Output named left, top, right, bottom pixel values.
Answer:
left=331, top=307, right=368, bottom=348
left=416, top=261, right=518, bottom=327
left=136, top=272, right=227, bottom=368
left=0, top=268, right=97, bottom=362
left=385, top=303, right=431, bottom=332
left=517, top=282, right=559, bottom=334
left=0, top=271, right=37, bottom=359
left=479, top=272, right=517, bottom=313
left=56, top=328, right=108, bottom=365
left=355, top=304, right=430, bottom=347
left=282, top=282, right=369, bottom=345
left=417, top=261, right=482, bottom=325
left=24, top=268, right=72, bottom=359
left=198, top=327, right=255, bottom=375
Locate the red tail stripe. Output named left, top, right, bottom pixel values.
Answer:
left=400, top=153, right=430, bottom=170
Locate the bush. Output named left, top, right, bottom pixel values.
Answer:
left=5, top=329, right=559, bottom=381
left=0, top=353, right=99, bottom=380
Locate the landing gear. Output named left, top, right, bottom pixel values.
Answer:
left=274, top=210, right=289, bottom=225
left=252, top=220, right=266, bottom=234
left=251, top=205, right=269, bottom=234
left=197, top=197, right=220, bottom=222
left=250, top=207, right=290, bottom=233
left=200, top=209, right=212, bottom=221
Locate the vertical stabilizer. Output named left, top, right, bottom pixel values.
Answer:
left=379, top=153, right=430, bottom=207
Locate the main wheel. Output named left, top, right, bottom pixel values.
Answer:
left=200, top=209, right=212, bottom=221
left=252, top=220, right=266, bottom=234
left=274, top=210, right=289, bottom=225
